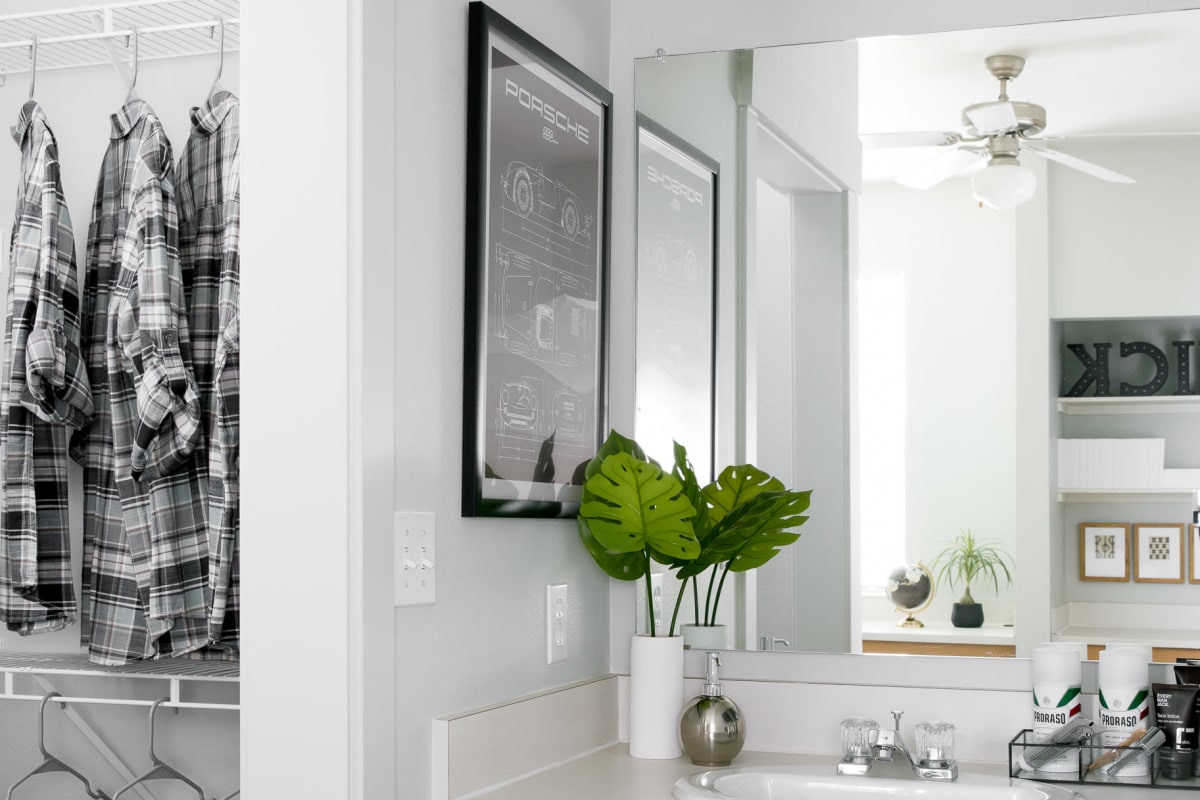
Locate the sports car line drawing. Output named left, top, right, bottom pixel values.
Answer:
left=494, top=244, right=596, bottom=367
left=641, top=234, right=699, bottom=284
left=499, top=379, right=539, bottom=433
left=501, top=161, right=592, bottom=243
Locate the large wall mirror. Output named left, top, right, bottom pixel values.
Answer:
left=633, top=8, right=1200, bottom=659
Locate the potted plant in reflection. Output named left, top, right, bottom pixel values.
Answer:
left=577, top=430, right=812, bottom=759
left=930, top=529, right=1014, bottom=628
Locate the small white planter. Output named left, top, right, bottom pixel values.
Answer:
left=680, top=624, right=729, bottom=651
left=629, top=634, right=684, bottom=759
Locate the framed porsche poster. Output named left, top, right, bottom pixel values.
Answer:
left=633, top=115, right=718, bottom=481
left=463, top=2, right=612, bottom=517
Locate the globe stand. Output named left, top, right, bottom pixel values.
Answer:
left=886, top=561, right=936, bottom=629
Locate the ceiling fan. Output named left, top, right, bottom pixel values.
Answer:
left=862, top=54, right=1135, bottom=209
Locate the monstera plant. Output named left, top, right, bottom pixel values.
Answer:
left=578, top=430, right=813, bottom=636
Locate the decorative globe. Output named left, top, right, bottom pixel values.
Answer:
left=885, top=563, right=934, bottom=628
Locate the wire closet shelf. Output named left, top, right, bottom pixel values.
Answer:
left=0, top=0, right=239, bottom=78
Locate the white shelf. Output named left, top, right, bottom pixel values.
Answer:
left=1057, top=395, right=1200, bottom=414
left=1057, top=488, right=1198, bottom=503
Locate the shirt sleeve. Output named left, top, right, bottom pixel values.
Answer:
left=121, top=174, right=202, bottom=479
left=22, top=155, right=66, bottom=401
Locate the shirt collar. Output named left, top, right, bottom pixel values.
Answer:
left=190, top=89, right=238, bottom=135
left=11, top=100, right=45, bottom=147
left=110, top=97, right=152, bottom=139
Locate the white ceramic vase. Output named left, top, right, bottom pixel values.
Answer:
left=629, top=634, right=684, bottom=759
left=680, top=624, right=729, bottom=650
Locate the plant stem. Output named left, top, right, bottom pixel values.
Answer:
left=704, top=565, right=718, bottom=626
left=710, top=563, right=732, bottom=622
left=668, top=576, right=687, bottom=637
left=692, top=577, right=700, bottom=625
left=644, top=553, right=655, bottom=636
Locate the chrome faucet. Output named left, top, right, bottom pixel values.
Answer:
left=837, top=712, right=958, bottom=781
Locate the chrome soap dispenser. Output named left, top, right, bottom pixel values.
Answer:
left=679, top=652, right=745, bottom=766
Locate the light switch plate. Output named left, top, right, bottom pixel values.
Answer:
left=546, top=584, right=568, bottom=664
left=395, top=511, right=436, bottom=606
left=650, top=573, right=664, bottom=631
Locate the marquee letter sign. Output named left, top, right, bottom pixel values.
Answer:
left=1065, top=339, right=1196, bottom=397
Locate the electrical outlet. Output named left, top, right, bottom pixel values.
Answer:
left=546, top=584, right=568, bottom=664
left=650, top=573, right=664, bottom=631
left=394, top=512, right=436, bottom=606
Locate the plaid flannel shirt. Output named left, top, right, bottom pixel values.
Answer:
left=74, top=99, right=209, bottom=664
left=178, top=90, right=240, bottom=653
left=0, top=101, right=92, bottom=635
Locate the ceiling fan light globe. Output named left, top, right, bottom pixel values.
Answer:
left=971, top=161, right=1037, bottom=209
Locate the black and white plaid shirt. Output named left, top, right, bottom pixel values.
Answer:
left=178, top=89, right=240, bottom=654
left=0, top=101, right=93, bottom=635
left=76, top=98, right=210, bottom=664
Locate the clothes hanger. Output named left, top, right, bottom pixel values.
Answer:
left=27, top=34, right=37, bottom=100
left=124, top=27, right=140, bottom=102
left=208, top=18, right=225, bottom=98
left=112, top=698, right=205, bottom=800
left=6, top=692, right=113, bottom=800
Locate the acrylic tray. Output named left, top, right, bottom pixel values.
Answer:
left=1009, top=729, right=1200, bottom=791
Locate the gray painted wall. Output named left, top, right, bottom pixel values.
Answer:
left=393, top=1, right=614, bottom=798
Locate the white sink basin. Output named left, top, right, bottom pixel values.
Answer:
left=673, top=765, right=1085, bottom=800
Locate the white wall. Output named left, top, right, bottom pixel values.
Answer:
left=858, top=180, right=1018, bottom=624
left=0, top=48, right=241, bottom=797
left=393, top=2, right=614, bottom=799
left=1049, top=137, right=1200, bottom=319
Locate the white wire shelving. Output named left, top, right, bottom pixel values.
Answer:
left=0, top=0, right=239, bottom=78
left=0, top=650, right=239, bottom=710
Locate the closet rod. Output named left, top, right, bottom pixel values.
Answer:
left=0, top=17, right=240, bottom=54
left=4, top=693, right=239, bottom=711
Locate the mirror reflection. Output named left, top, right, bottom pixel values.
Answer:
left=633, top=9, right=1200, bottom=658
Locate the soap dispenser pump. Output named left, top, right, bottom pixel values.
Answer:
left=679, top=651, right=745, bottom=766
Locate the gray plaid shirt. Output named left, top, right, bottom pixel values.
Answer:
left=76, top=98, right=210, bottom=664
left=178, top=90, right=240, bottom=654
left=0, top=101, right=92, bottom=635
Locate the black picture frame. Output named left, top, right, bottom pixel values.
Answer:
left=634, top=114, right=719, bottom=481
left=463, top=2, right=612, bottom=517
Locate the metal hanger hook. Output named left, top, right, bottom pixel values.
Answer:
left=27, top=34, right=37, bottom=100
left=126, top=26, right=139, bottom=98
left=210, top=18, right=224, bottom=92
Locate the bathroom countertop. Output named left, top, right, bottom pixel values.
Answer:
left=475, top=745, right=1200, bottom=800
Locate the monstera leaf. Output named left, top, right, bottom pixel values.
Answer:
left=702, top=464, right=785, bottom=528
left=579, top=452, right=700, bottom=561
left=678, top=489, right=811, bottom=579
left=576, top=516, right=647, bottom=580
left=651, top=441, right=709, bottom=568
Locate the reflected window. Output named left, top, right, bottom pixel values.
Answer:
left=857, top=267, right=906, bottom=590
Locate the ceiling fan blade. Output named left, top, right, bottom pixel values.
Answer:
left=964, top=101, right=1019, bottom=135
left=861, top=131, right=962, bottom=149
left=1022, top=146, right=1136, bottom=184
left=895, top=148, right=987, bottom=190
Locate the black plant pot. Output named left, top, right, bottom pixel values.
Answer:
left=951, top=602, right=984, bottom=628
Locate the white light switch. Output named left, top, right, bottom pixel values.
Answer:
left=395, top=511, right=436, bottom=606
left=546, top=584, right=568, bottom=664
left=650, top=573, right=664, bottom=631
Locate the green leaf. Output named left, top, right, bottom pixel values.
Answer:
left=576, top=516, right=647, bottom=581
left=702, top=464, right=785, bottom=528
left=579, top=452, right=700, bottom=561
left=677, top=490, right=811, bottom=578
left=584, top=429, right=651, bottom=485
left=656, top=442, right=709, bottom=568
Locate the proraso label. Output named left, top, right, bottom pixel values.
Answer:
left=1099, top=688, right=1151, bottom=777
left=1030, top=685, right=1083, bottom=773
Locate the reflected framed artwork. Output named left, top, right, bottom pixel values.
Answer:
left=1133, top=522, right=1185, bottom=583
left=1079, top=522, right=1129, bottom=582
left=462, top=2, right=612, bottom=517
left=1191, top=525, right=1200, bottom=583
left=633, top=114, right=719, bottom=479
